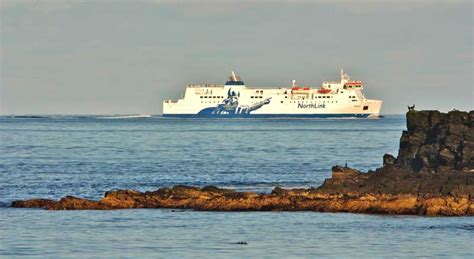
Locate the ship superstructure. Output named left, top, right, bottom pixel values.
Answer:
left=163, top=70, right=382, bottom=118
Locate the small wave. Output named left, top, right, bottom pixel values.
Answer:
left=99, top=114, right=152, bottom=119
left=6, top=115, right=48, bottom=119
left=0, top=201, right=11, bottom=208
left=427, top=224, right=474, bottom=231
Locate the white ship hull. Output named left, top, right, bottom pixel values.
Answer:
left=163, top=70, right=382, bottom=118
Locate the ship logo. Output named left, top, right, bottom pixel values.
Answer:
left=197, top=88, right=271, bottom=116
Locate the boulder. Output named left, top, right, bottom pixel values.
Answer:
left=383, top=154, right=396, bottom=166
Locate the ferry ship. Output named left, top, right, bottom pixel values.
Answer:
left=163, top=70, right=382, bottom=118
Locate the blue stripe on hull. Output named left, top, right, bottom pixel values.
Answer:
left=162, top=113, right=372, bottom=118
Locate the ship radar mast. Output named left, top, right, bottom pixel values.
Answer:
left=340, top=69, right=350, bottom=83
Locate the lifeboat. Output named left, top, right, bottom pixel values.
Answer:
left=317, top=88, right=331, bottom=94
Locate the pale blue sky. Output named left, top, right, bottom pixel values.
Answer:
left=1, top=0, right=472, bottom=114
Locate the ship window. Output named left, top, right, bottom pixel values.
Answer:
left=251, top=96, right=254, bottom=99
left=363, top=106, right=369, bottom=110
left=285, top=96, right=287, bottom=98
left=200, top=96, right=203, bottom=98
left=281, top=101, right=283, bottom=104
left=259, top=96, right=262, bottom=98
left=204, top=96, right=208, bottom=98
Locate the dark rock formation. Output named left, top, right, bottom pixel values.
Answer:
left=383, top=154, right=396, bottom=166
left=398, top=110, right=473, bottom=173
left=11, top=110, right=474, bottom=216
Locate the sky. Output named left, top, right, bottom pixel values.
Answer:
left=0, top=0, right=472, bottom=115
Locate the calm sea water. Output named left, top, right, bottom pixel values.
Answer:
left=0, top=115, right=473, bottom=258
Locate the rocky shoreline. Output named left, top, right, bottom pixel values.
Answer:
left=12, top=110, right=474, bottom=216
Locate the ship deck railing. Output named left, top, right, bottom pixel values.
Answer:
left=187, top=84, right=224, bottom=88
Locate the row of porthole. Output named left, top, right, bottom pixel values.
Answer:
left=200, top=96, right=224, bottom=99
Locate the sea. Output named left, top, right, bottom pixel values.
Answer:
left=0, top=115, right=472, bottom=258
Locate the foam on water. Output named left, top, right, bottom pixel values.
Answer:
left=99, top=114, right=153, bottom=119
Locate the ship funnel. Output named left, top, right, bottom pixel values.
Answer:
left=225, top=71, right=245, bottom=86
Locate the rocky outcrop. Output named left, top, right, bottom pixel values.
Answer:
left=11, top=184, right=474, bottom=216
left=398, top=110, right=473, bottom=173
left=11, top=110, right=474, bottom=216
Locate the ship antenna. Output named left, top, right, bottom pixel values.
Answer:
left=292, top=80, right=297, bottom=87
left=231, top=71, right=237, bottom=81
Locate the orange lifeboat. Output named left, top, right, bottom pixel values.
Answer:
left=317, top=88, right=331, bottom=94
